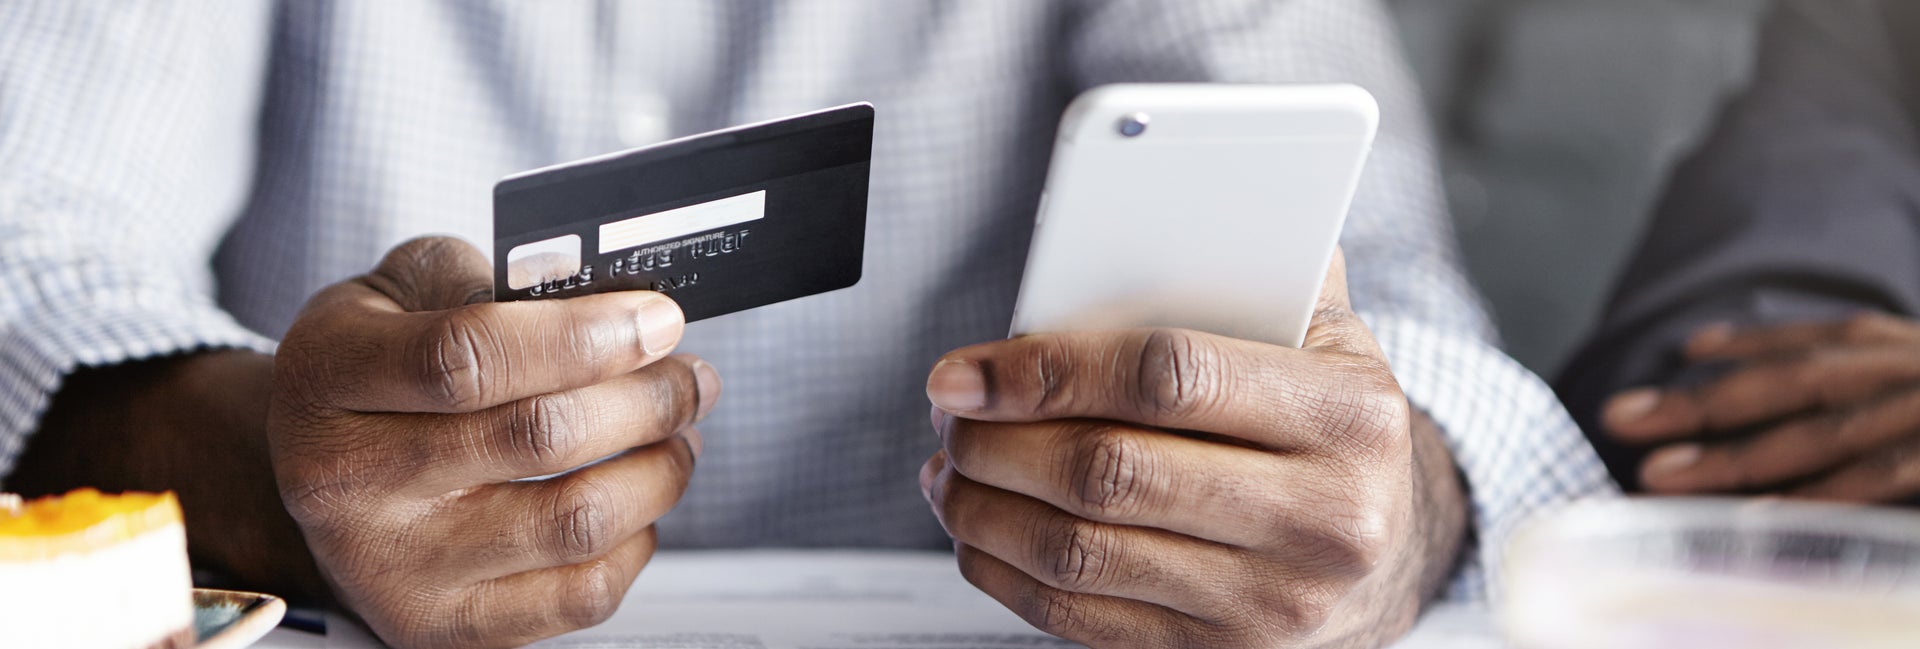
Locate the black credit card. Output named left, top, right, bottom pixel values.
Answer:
left=492, top=103, right=874, bottom=320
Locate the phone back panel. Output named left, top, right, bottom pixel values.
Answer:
left=1009, top=84, right=1378, bottom=348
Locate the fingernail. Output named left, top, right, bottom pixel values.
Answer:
left=919, top=458, right=937, bottom=499
left=926, top=359, right=987, bottom=413
left=691, top=358, right=722, bottom=421
left=682, top=427, right=705, bottom=458
left=1605, top=388, right=1661, bottom=427
left=637, top=296, right=686, bottom=356
left=929, top=404, right=944, bottom=432
left=1687, top=323, right=1735, bottom=356
left=1643, top=444, right=1702, bottom=480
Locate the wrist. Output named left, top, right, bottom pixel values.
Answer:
left=12, top=349, right=331, bottom=603
left=1407, top=407, right=1470, bottom=604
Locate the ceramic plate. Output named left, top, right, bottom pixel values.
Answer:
left=193, top=588, right=286, bottom=649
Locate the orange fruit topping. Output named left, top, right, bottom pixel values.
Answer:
left=0, top=489, right=183, bottom=561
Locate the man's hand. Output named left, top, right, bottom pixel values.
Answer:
left=920, top=251, right=1468, bottom=648
left=1604, top=313, right=1920, bottom=502
left=270, top=237, right=719, bottom=648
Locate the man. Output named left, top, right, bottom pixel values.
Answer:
left=0, top=1, right=1606, bottom=647
left=1561, top=0, right=1920, bottom=503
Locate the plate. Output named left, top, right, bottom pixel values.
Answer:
left=1501, top=497, right=1920, bottom=648
left=193, top=588, right=286, bottom=649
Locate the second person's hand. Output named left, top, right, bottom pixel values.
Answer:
left=1605, top=313, right=1920, bottom=502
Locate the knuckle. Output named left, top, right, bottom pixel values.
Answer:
left=1327, top=511, right=1392, bottom=574
left=275, top=323, right=376, bottom=410
left=1133, top=329, right=1223, bottom=420
left=393, top=236, right=464, bottom=266
left=505, top=393, right=579, bottom=473
left=276, top=452, right=377, bottom=527
left=372, top=237, right=486, bottom=312
left=549, top=480, right=616, bottom=563
left=557, top=561, right=623, bottom=629
left=278, top=478, right=348, bottom=528
left=1312, top=366, right=1408, bottom=456
left=268, top=383, right=346, bottom=442
left=1068, top=429, right=1157, bottom=520
left=270, top=335, right=327, bottom=400
left=401, top=593, right=476, bottom=649
left=1207, top=582, right=1286, bottom=641
left=1020, top=586, right=1091, bottom=638
left=417, top=310, right=495, bottom=411
left=1025, top=337, right=1080, bottom=417
left=1033, top=515, right=1120, bottom=592
left=1279, top=581, right=1345, bottom=635
left=953, top=549, right=991, bottom=591
left=557, top=307, right=622, bottom=370
left=1285, top=498, right=1392, bottom=581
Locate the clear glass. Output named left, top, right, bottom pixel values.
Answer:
left=1500, top=497, right=1920, bottom=649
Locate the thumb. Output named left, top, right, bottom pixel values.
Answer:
left=363, top=236, right=497, bottom=312
left=1301, top=247, right=1383, bottom=358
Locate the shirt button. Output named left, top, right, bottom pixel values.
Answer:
left=617, top=93, right=671, bottom=147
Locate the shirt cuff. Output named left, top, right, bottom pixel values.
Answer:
left=1365, top=313, right=1618, bottom=603
left=0, top=296, right=274, bottom=482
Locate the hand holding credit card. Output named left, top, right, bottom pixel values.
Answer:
left=263, top=105, right=872, bottom=646
left=494, top=103, right=875, bottom=319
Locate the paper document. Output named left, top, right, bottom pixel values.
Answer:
left=325, top=549, right=1501, bottom=649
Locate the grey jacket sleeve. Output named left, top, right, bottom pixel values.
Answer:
left=1556, top=0, right=1920, bottom=489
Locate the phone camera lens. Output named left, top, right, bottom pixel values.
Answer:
left=1117, top=113, right=1150, bottom=138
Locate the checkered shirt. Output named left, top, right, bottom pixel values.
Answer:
left=0, top=0, right=1613, bottom=602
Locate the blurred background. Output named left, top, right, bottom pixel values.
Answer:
left=1387, top=0, right=1771, bottom=376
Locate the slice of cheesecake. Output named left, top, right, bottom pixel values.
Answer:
left=0, top=489, right=194, bottom=649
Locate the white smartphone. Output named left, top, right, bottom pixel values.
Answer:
left=1008, top=84, right=1378, bottom=348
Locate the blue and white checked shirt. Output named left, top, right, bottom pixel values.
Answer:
left=0, top=0, right=1611, bottom=600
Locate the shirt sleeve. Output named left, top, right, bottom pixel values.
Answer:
left=0, top=2, right=276, bottom=482
left=1063, top=0, right=1616, bottom=602
left=1556, top=0, right=1920, bottom=489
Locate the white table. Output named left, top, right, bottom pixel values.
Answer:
left=252, top=550, right=1504, bottom=649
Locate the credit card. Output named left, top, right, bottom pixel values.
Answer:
left=492, top=103, right=874, bottom=320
